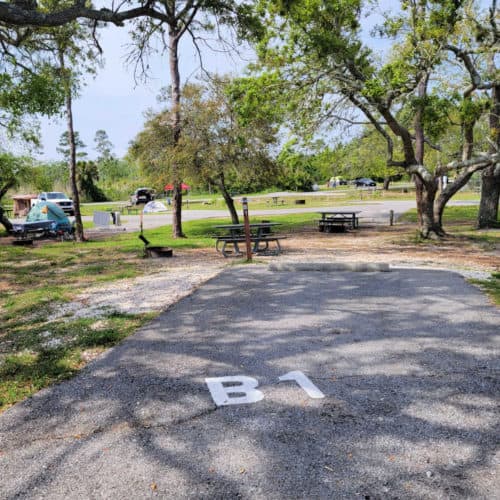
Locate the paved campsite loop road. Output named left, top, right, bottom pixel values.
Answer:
left=1, top=266, right=498, bottom=498
left=88, top=200, right=417, bottom=231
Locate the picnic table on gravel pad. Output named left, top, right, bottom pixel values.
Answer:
left=213, top=222, right=286, bottom=257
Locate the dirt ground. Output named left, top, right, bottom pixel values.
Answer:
left=2, top=223, right=498, bottom=273
left=277, top=224, right=499, bottom=275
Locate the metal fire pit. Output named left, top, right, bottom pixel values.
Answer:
left=146, top=246, right=173, bottom=258
left=139, top=234, right=173, bottom=258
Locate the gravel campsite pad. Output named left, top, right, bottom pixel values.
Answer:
left=0, top=265, right=499, bottom=499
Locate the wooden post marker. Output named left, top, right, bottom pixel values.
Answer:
left=242, top=197, right=252, bottom=262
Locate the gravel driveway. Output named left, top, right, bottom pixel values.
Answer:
left=0, top=265, right=498, bottom=499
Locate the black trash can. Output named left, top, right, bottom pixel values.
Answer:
left=261, top=220, right=271, bottom=235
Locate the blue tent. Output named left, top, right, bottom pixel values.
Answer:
left=12, top=201, right=74, bottom=240
left=27, top=201, right=70, bottom=224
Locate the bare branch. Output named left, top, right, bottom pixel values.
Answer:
left=326, top=115, right=379, bottom=126
left=409, top=134, right=442, bottom=152
left=446, top=44, right=496, bottom=94
left=438, top=152, right=499, bottom=175
left=0, top=2, right=170, bottom=27
left=176, top=3, right=200, bottom=41
left=91, top=20, right=103, bottom=54
left=406, top=164, right=435, bottom=182
left=348, top=93, right=397, bottom=165
left=185, top=25, right=209, bottom=80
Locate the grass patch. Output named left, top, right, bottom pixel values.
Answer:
left=0, top=312, right=151, bottom=411
left=469, top=272, right=500, bottom=305
left=400, top=205, right=498, bottom=225
left=1, top=215, right=248, bottom=411
left=3, top=286, right=71, bottom=320
left=0, top=350, right=79, bottom=408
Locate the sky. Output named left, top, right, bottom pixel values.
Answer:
left=37, top=24, right=253, bottom=162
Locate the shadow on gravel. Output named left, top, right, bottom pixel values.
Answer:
left=0, top=268, right=498, bottom=499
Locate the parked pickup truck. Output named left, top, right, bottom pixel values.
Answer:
left=36, top=191, right=75, bottom=216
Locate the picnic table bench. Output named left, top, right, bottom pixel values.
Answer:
left=318, top=211, right=361, bottom=232
left=266, top=196, right=286, bottom=206
left=213, top=222, right=286, bottom=257
left=119, top=204, right=141, bottom=215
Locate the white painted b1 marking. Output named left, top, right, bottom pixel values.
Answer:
left=205, top=371, right=325, bottom=406
left=205, top=376, right=264, bottom=406
left=278, top=370, right=325, bottom=399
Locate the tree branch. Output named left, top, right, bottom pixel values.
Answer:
left=0, top=2, right=169, bottom=27
left=176, top=3, right=200, bottom=41
left=347, top=93, right=397, bottom=166
left=437, top=152, right=499, bottom=175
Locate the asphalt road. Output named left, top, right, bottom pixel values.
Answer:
left=1, top=266, right=498, bottom=499
left=95, top=200, right=416, bottom=232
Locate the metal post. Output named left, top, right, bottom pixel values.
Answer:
left=389, top=209, right=394, bottom=226
left=242, top=197, right=252, bottom=262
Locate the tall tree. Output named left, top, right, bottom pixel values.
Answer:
left=48, top=14, right=101, bottom=241
left=57, top=130, right=87, bottom=161
left=125, top=0, right=258, bottom=237
left=249, top=0, right=498, bottom=237
left=94, top=129, right=113, bottom=163
left=129, top=78, right=279, bottom=223
left=438, top=0, right=499, bottom=227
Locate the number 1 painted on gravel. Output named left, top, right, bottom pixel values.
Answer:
left=278, top=370, right=325, bottom=399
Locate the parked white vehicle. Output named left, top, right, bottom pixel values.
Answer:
left=36, top=192, right=75, bottom=216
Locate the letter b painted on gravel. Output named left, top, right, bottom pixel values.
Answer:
left=205, top=376, right=264, bottom=406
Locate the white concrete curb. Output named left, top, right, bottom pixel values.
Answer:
left=268, top=262, right=391, bottom=272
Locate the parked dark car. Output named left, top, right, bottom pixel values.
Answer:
left=354, top=178, right=377, bottom=187
left=130, top=188, right=156, bottom=205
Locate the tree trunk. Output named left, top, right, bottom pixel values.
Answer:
left=0, top=206, right=13, bottom=232
left=412, top=73, right=430, bottom=234
left=383, top=177, right=390, bottom=190
left=169, top=30, right=184, bottom=238
left=420, top=179, right=444, bottom=238
left=477, top=82, right=500, bottom=228
left=215, top=173, right=239, bottom=224
left=414, top=174, right=445, bottom=238
left=478, top=168, right=500, bottom=227
left=60, top=49, right=84, bottom=242
left=413, top=175, right=425, bottom=227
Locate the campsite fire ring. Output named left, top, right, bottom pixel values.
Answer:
left=138, top=235, right=173, bottom=258
left=145, top=246, right=173, bottom=258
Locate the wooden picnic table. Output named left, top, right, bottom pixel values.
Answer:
left=317, top=210, right=361, bottom=232
left=213, top=222, right=285, bottom=257
left=119, top=204, right=141, bottom=215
